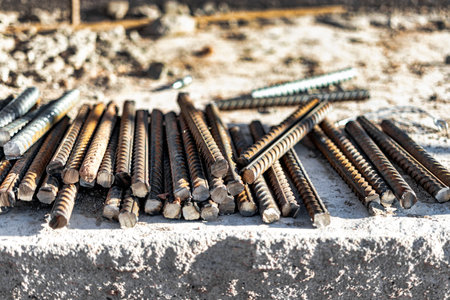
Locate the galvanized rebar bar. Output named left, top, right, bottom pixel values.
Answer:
left=229, top=125, right=280, bottom=223
left=199, top=200, right=219, bottom=221
left=281, top=148, right=330, bottom=227
left=216, top=89, right=370, bottom=110
left=238, top=98, right=319, bottom=166
left=249, top=120, right=299, bottom=217
left=97, top=122, right=119, bottom=188
left=49, top=183, right=79, bottom=229
left=165, top=112, right=191, bottom=200
left=320, top=119, right=395, bottom=206
left=205, top=103, right=244, bottom=195
left=131, top=110, right=150, bottom=198
left=177, top=93, right=228, bottom=178
left=79, top=102, right=118, bottom=186
left=251, top=67, right=357, bottom=98
left=381, top=119, right=450, bottom=187
left=0, top=139, right=44, bottom=207
left=345, top=120, right=417, bottom=209
left=36, top=174, right=59, bottom=204
left=47, top=103, right=91, bottom=176
left=18, top=117, right=69, bottom=201
left=62, top=102, right=105, bottom=184
left=4, top=89, right=79, bottom=159
left=115, top=100, right=135, bottom=187
left=179, top=116, right=209, bottom=201
left=182, top=200, right=201, bottom=220
left=103, top=185, right=122, bottom=220
left=0, top=87, right=40, bottom=128
left=310, top=127, right=383, bottom=215
left=118, top=188, right=139, bottom=228
left=358, top=116, right=450, bottom=203
left=145, top=109, right=165, bottom=215
left=241, top=101, right=332, bottom=184
left=162, top=150, right=182, bottom=219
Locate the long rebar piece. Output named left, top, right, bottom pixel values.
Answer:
left=49, top=183, right=79, bottom=229
left=97, top=122, right=119, bottom=188
left=0, top=87, right=40, bottom=128
left=131, top=110, right=150, bottom=198
left=115, top=100, right=135, bottom=187
left=162, top=150, right=182, bottom=219
left=4, top=89, right=79, bottom=159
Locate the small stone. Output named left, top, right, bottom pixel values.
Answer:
left=106, top=1, right=129, bottom=20
left=142, top=15, right=196, bottom=37
left=164, top=1, right=191, bottom=15
left=12, top=73, right=32, bottom=88
left=147, top=62, right=165, bottom=80
left=130, top=4, right=161, bottom=19
left=0, top=67, right=9, bottom=83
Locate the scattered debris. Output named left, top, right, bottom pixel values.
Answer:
left=106, top=1, right=129, bottom=20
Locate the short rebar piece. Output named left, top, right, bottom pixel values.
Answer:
left=115, top=100, right=135, bottom=187
left=381, top=119, right=450, bottom=187
left=182, top=200, right=201, bottom=220
left=0, top=87, right=40, bottom=128
left=345, top=120, right=417, bottom=209
left=118, top=188, right=139, bottom=228
left=37, top=174, right=60, bottom=204
left=49, top=183, right=79, bottom=229
left=131, top=110, right=150, bottom=198
left=103, top=185, right=123, bottom=220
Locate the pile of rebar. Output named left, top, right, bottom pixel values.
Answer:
left=0, top=68, right=448, bottom=230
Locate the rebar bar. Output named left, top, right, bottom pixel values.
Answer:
left=115, top=100, right=135, bottom=187
left=358, top=116, right=450, bottom=203
left=79, top=102, right=118, bottom=186
left=345, top=120, right=417, bottom=209
left=199, top=200, right=219, bottom=221
left=205, top=103, right=244, bottom=195
left=381, top=119, right=450, bottom=187
left=235, top=184, right=258, bottom=217
left=310, top=127, right=383, bottom=215
left=216, top=89, right=370, bottom=110
left=4, top=89, right=79, bottom=159
left=103, top=185, right=122, bottom=220
left=47, top=104, right=91, bottom=176
left=18, top=117, right=69, bottom=201
left=162, top=150, right=181, bottom=219
left=320, top=119, right=395, bottom=206
left=251, top=67, right=357, bottom=98
left=281, top=148, right=330, bottom=227
left=118, top=188, right=139, bottom=228
left=179, top=116, right=209, bottom=201
left=36, top=174, right=59, bottom=204
left=62, top=102, right=105, bottom=184
left=49, top=183, right=79, bottom=229
left=177, top=93, right=228, bottom=178
left=182, top=200, right=201, bottom=220
left=97, top=121, right=119, bottom=188
left=0, top=87, right=40, bottom=128
left=131, top=110, right=150, bottom=198
left=249, top=120, right=299, bottom=217
left=241, top=101, right=332, bottom=184
left=218, top=194, right=236, bottom=215
left=145, top=109, right=165, bottom=215
left=0, top=159, right=13, bottom=184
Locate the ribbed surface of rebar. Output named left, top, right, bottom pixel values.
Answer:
left=47, top=104, right=90, bottom=175
left=119, top=189, right=139, bottom=227
left=147, top=109, right=165, bottom=203
left=103, top=185, right=122, bottom=220
left=242, top=101, right=332, bottom=183
left=49, top=183, right=79, bottom=229
left=345, top=120, right=417, bottom=209
left=4, top=89, right=79, bottom=158
left=217, top=89, right=369, bottom=110
left=320, top=119, right=394, bottom=204
left=0, top=160, right=13, bottom=184
left=115, top=100, right=135, bottom=187
left=358, top=116, right=449, bottom=202
left=97, top=122, right=119, bottom=188
left=131, top=110, right=150, bottom=197
left=0, top=87, right=40, bottom=127
left=381, top=119, right=450, bottom=187
left=37, top=174, right=59, bottom=204
left=235, top=184, right=257, bottom=217
left=251, top=67, right=357, bottom=98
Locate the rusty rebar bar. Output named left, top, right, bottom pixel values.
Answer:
left=177, top=93, right=228, bottom=178
left=310, top=127, right=383, bottom=215
left=118, top=188, right=139, bottom=228
left=235, top=184, right=258, bottom=217
left=115, top=100, right=135, bottom=187
left=281, top=148, right=330, bottom=228
left=179, top=116, right=209, bottom=201
left=182, top=200, right=201, bottom=220
left=46, top=103, right=91, bottom=176
left=320, top=119, right=395, bottom=206
left=241, top=101, right=332, bottom=184
left=18, top=117, right=69, bottom=201
left=358, top=116, right=450, bottom=203
left=103, top=185, right=122, bottom=220
left=79, top=102, right=118, bottom=186
left=131, top=110, right=150, bottom=198
left=238, top=98, right=319, bottom=166
left=145, top=109, right=165, bottom=215
left=199, top=200, right=219, bottom=221
left=229, top=125, right=280, bottom=223
left=205, top=103, right=244, bottom=195
left=0, top=87, right=40, bottom=128
left=49, top=183, right=79, bottom=229
left=4, top=89, right=79, bottom=159
left=216, top=89, right=369, bottom=110
left=0, top=159, right=13, bottom=184
left=218, top=194, right=236, bottom=215
left=162, top=150, right=182, bottom=219
left=62, top=102, right=105, bottom=184
left=250, top=120, right=300, bottom=217
left=97, top=121, right=119, bottom=188
left=381, top=119, right=450, bottom=187
left=36, top=174, right=60, bottom=204
left=345, top=120, right=417, bottom=209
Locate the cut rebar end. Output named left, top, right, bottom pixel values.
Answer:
left=97, top=172, right=115, bottom=188
left=239, top=201, right=258, bottom=217
left=103, top=205, right=120, bottom=220
left=131, top=182, right=150, bottom=198
left=261, top=207, right=280, bottom=224
left=380, top=190, right=395, bottom=207
left=242, top=168, right=257, bottom=184
left=435, top=187, right=450, bottom=203
left=400, top=191, right=417, bottom=209
left=18, top=184, right=35, bottom=201
left=226, top=180, right=245, bottom=196
left=312, top=212, right=331, bottom=228
left=211, top=159, right=229, bottom=178
left=63, top=168, right=80, bottom=184
left=192, top=185, right=210, bottom=201
left=118, top=212, right=138, bottom=228
left=163, top=202, right=181, bottom=219
left=368, top=201, right=385, bottom=216
left=49, top=215, right=68, bottom=229
left=144, top=199, right=163, bottom=215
